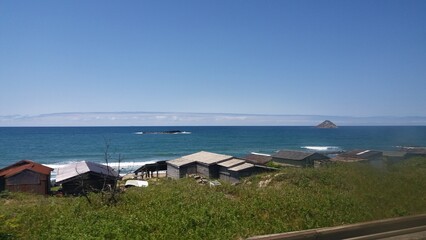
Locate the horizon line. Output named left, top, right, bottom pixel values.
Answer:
left=2, top=111, right=426, bottom=119
left=1, top=111, right=426, bottom=127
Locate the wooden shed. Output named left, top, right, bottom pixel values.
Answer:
left=333, top=150, right=383, bottom=163
left=382, top=151, right=408, bottom=162
left=134, top=161, right=167, bottom=178
left=167, top=151, right=277, bottom=182
left=166, top=151, right=232, bottom=179
left=242, top=153, right=272, bottom=165
left=272, top=150, right=330, bottom=167
left=401, top=147, right=426, bottom=158
left=218, top=159, right=256, bottom=184
left=188, top=151, right=233, bottom=179
left=0, top=160, right=53, bottom=195
left=218, top=158, right=246, bottom=182
left=166, top=157, right=197, bottom=179
left=55, top=161, right=119, bottom=195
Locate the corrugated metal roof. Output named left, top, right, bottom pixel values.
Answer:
left=183, top=151, right=232, bottom=165
left=55, top=161, right=119, bottom=184
left=167, top=157, right=196, bottom=167
left=0, top=160, right=53, bottom=178
left=228, top=163, right=254, bottom=172
left=272, top=150, right=315, bottom=161
left=217, top=158, right=245, bottom=168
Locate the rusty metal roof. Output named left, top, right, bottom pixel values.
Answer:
left=0, top=160, right=53, bottom=178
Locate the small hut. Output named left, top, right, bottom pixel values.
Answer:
left=218, top=158, right=246, bottom=182
left=382, top=151, right=408, bottom=162
left=55, top=161, right=119, bottom=195
left=166, top=157, right=197, bottom=179
left=272, top=150, right=330, bottom=167
left=218, top=159, right=255, bottom=183
left=333, top=150, right=383, bottom=163
left=0, top=160, right=53, bottom=195
left=167, top=151, right=277, bottom=182
left=188, top=151, right=233, bottom=179
left=166, top=151, right=232, bottom=179
left=242, top=153, right=272, bottom=165
left=134, top=161, right=167, bottom=178
left=401, top=147, right=426, bottom=158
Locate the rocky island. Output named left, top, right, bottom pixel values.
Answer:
left=316, top=120, right=338, bottom=128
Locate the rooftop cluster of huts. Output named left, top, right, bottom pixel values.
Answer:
left=166, top=151, right=275, bottom=183
left=1, top=147, right=425, bottom=195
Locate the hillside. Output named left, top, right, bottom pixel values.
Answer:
left=1, top=158, right=426, bottom=239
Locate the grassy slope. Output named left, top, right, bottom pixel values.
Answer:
left=1, top=157, right=426, bottom=240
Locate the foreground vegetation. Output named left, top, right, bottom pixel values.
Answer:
left=1, top=157, right=426, bottom=240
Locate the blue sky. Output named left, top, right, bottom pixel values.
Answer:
left=1, top=1, right=425, bottom=125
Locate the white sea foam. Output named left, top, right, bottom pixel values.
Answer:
left=134, top=131, right=191, bottom=135
left=301, top=146, right=341, bottom=151
left=250, top=152, right=271, bottom=156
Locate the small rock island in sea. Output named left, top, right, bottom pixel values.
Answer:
left=316, top=120, right=338, bottom=128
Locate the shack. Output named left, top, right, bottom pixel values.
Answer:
left=401, top=147, right=426, bottom=158
left=272, top=150, right=330, bottom=167
left=218, top=158, right=246, bottom=182
left=166, top=151, right=232, bottom=179
left=189, top=151, right=233, bottom=178
left=167, top=151, right=276, bottom=182
left=0, top=160, right=53, bottom=195
left=333, top=150, right=383, bottom=163
left=382, top=151, right=408, bottom=162
left=218, top=159, right=256, bottom=184
left=134, top=161, right=167, bottom=178
left=227, top=163, right=256, bottom=183
left=55, top=161, right=120, bottom=195
left=242, top=153, right=272, bottom=166
left=166, top=157, right=197, bottom=179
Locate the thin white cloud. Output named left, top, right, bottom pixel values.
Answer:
left=0, top=112, right=425, bottom=126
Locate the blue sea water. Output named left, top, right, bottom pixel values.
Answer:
left=1, top=126, right=426, bottom=172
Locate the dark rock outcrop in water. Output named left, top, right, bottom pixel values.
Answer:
left=316, top=120, right=337, bottom=128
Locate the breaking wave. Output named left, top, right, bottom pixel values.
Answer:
left=134, top=131, right=191, bottom=135
left=301, top=146, right=342, bottom=151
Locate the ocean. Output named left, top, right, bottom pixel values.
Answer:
left=1, top=126, right=426, bottom=174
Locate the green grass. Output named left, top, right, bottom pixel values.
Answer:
left=1, top=157, right=426, bottom=240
